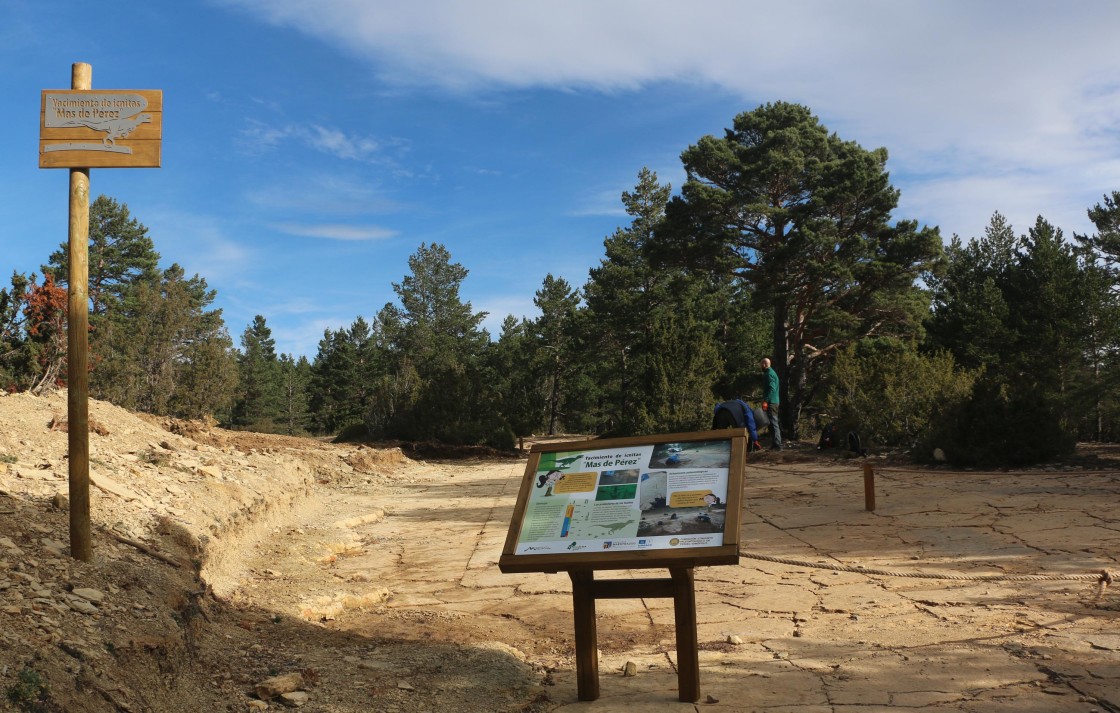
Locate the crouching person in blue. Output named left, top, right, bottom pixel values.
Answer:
left=712, top=399, right=763, bottom=452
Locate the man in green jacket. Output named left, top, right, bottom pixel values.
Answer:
left=760, top=357, right=782, bottom=450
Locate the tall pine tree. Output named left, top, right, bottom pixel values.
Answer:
left=656, top=103, right=943, bottom=437
left=233, top=315, right=283, bottom=430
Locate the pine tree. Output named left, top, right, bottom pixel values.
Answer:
left=531, top=275, right=581, bottom=435
left=44, top=194, right=160, bottom=319
left=1078, top=191, right=1120, bottom=270
left=490, top=315, right=542, bottom=440
left=1075, top=191, right=1120, bottom=438
left=926, top=214, right=1090, bottom=463
left=583, top=168, right=674, bottom=433
left=91, top=265, right=236, bottom=419
left=233, top=315, right=283, bottom=430
left=278, top=354, right=312, bottom=435
left=926, top=214, right=1017, bottom=371
left=382, top=243, right=493, bottom=443
left=583, top=168, right=727, bottom=435
left=0, top=272, right=33, bottom=391
left=656, top=103, right=943, bottom=437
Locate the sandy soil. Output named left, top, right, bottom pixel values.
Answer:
left=1, top=390, right=1118, bottom=712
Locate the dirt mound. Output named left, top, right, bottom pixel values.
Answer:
left=344, top=446, right=411, bottom=473
left=0, top=390, right=536, bottom=713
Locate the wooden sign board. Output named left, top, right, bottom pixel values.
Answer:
left=499, top=429, right=746, bottom=573
left=39, top=89, right=162, bottom=168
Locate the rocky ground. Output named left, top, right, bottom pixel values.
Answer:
left=1, top=390, right=1118, bottom=712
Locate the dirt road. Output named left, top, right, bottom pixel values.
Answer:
left=219, top=448, right=1120, bottom=712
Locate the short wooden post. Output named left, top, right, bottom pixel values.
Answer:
left=670, top=567, right=700, bottom=702
left=862, top=462, right=875, bottom=512
left=67, top=61, right=92, bottom=562
left=569, top=570, right=600, bottom=701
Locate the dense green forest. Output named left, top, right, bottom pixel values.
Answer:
left=4, top=102, right=1120, bottom=466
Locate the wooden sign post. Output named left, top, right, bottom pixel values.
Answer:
left=39, top=64, right=162, bottom=561
left=499, top=430, right=747, bottom=702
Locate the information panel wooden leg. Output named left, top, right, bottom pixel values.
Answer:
left=569, top=570, right=600, bottom=701
left=670, top=567, right=700, bottom=702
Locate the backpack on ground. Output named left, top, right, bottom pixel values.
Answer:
left=752, top=405, right=769, bottom=429
left=847, top=430, right=868, bottom=457
left=817, top=423, right=835, bottom=450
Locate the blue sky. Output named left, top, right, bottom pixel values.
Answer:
left=4, top=1, right=1120, bottom=358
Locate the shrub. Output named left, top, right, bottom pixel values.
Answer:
left=6, top=667, right=50, bottom=712
left=333, top=422, right=373, bottom=443
left=822, top=341, right=976, bottom=452
left=923, top=375, right=1075, bottom=467
left=484, top=424, right=517, bottom=451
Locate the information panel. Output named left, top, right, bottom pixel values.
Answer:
left=39, top=89, right=163, bottom=168
left=499, top=430, right=746, bottom=573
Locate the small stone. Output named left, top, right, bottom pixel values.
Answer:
left=197, top=465, right=223, bottom=479
left=67, top=597, right=100, bottom=615
left=247, top=701, right=269, bottom=711
left=254, top=672, right=304, bottom=699
left=51, top=493, right=69, bottom=510
left=622, top=661, right=637, bottom=677
left=59, top=640, right=92, bottom=660
left=726, top=634, right=742, bottom=645
left=397, top=681, right=415, bottom=691
left=706, top=694, right=720, bottom=703
left=72, top=588, right=105, bottom=604
left=279, top=691, right=309, bottom=707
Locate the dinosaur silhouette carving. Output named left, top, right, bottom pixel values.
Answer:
left=58, top=113, right=151, bottom=146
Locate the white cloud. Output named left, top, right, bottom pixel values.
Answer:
left=219, top=0, right=1120, bottom=239
left=239, top=119, right=384, bottom=162
left=238, top=118, right=292, bottom=154
left=307, top=125, right=380, bottom=161
left=271, top=222, right=397, bottom=241
left=242, top=172, right=403, bottom=215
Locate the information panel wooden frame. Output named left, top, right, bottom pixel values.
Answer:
left=39, top=89, right=163, bottom=168
left=499, top=428, right=746, bottom=573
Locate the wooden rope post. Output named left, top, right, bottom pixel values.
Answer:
left=863, top=462, right=875, bottom=512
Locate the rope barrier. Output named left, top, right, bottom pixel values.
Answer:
left=738, top=550, right=1111, bottom=583
left=738, top=550, right=1114, bottom=603
left=747, top=458, right=1120, bottom=477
